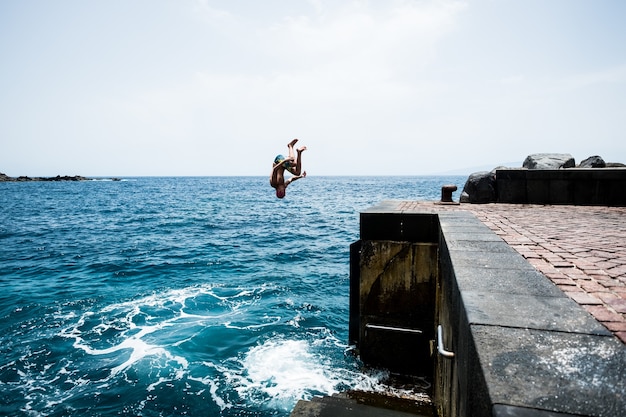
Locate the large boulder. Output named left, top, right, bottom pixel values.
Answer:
left=578, top=155, right=606, bottom=168
left=523, top=153, right=575, bottom=169
left=460, top=170, right=497, bottom=204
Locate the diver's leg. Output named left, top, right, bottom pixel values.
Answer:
left=293, top=146, right=307, bottom=176
left=286, top=139, right=298, bottom=171
left=287, top=139, right=298, bottom=159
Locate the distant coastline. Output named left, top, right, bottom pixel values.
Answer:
left=0, top=173, right=121, bottom=182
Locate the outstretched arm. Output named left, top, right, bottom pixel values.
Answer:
left=285, top=171, right=307, bottom=186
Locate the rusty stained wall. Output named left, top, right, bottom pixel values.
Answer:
left=357, top=240, right=438, bottom=375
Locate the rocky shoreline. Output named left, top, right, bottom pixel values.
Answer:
left=0, top=173, right=121, bottom=182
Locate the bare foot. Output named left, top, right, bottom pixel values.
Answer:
left=288, top=139, right=299, bottom=147
left=297, top=146, right=307, bottom=153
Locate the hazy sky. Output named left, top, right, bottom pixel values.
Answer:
left=1, top=0, right=625, bottom=176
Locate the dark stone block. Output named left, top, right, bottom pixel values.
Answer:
left=548, top=179, right=573, bottom=204
left=442, top=239, right=515, bottom=253
left=440, top=230, right=503, bottom=242
left=495, top=168, right=626, bottom=206
left=462, top=291, right=610, bottom=335
left=360, top=213, right=438, bottom=242
left=449, top=265, right=565, bottom=297
left=526, top=179, right=551, bottom=204
left=471, top=326, right=626, bottom=417
left=446, top=250, right=535, bottom=271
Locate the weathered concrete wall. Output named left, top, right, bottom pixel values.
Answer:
left=350, top=208, right=440, bottom=375
left=357, top=240, right=437, bottom=375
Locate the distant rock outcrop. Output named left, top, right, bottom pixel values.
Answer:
left=522, top=153, right=575, bottom=170
left=0, top=173, right=90, bottom=182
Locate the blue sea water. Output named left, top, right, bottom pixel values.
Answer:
left=0, top=176, right=465, bottom=417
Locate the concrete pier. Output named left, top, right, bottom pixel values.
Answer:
left=401, top=202, right=626, bottom=344
left=292, top=201, right=626, bottom=417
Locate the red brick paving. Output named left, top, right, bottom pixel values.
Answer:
left=466, top=204, right=626, bottom=344
left=398, top=202, right=626, bottom=344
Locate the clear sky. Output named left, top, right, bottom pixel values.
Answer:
left=1, top=0, right=625, bottom=176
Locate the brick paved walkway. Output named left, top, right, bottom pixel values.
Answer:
left=467, top=204, right=626, bottom=344
left=399, top=202, right=626, bottom=344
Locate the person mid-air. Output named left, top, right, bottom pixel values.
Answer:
left=270, top=139, right=307, bottom=199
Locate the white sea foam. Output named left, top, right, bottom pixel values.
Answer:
left=188, top=372, right=233, bottom=411
left=58, top=283, right=280, bottom=390
left=53, top=281, right=424, bottom=413
left=223, top=338, right=345, bottom=410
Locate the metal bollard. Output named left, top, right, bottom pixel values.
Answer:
left=440, top=184, right=458, bottom=203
